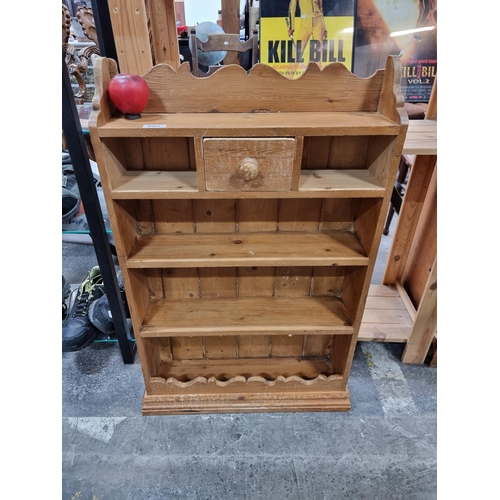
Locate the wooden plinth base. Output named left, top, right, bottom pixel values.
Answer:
left=142, top=389, right=351, bottom=415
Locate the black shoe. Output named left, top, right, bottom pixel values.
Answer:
left=62, top=163, right=82, bottom=224
left=88, top=272, right=130, bottom=336
left=62, top=275, right=71, bottom=322
left=62, top=266, right=105, bottom=352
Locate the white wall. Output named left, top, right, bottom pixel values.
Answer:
left=183, top=0, right=221, bottom=26
left=183, top=0, right=247, bottom=27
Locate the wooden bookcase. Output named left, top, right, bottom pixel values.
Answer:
left=89, top=56, right=408, bottom=414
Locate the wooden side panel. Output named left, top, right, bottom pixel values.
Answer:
left=366, top=136, right=397, bottom=187
left=112, top=200, right=140, bottom=259
left=330, top=335, right=352, bottom=376
left=353, top=198, right=383, bottom=256
left=99, top=138, right=128, bottom=190
left=127, top=269, right=156, bottom=383
left=342, top=267, right=368, bottom=324
left=89, top=56, right=118, bottom=128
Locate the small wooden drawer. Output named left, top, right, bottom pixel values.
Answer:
left=203, top=138, right=296, bottom=192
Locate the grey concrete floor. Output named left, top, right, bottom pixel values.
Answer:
left=62, top=212, right=437, bottom=499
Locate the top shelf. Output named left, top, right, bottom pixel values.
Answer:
left=97, top=112, right=401, bottom=138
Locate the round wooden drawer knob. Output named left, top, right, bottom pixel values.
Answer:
left=238, top=157, right=259, bottom=181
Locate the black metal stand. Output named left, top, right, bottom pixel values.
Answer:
left=62, top=56, right=136, bottom=364
left=90, top=0, right=119, bottom=64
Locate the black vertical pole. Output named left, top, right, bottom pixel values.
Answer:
left=90, top=0, right=119, bottom=65
left=62, top=55, right=136, bottom=364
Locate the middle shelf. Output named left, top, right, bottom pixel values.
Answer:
left=110, top=169, right=386, bottom=199
left=126, top=230, right=369, bottom=268
left=140, top=295, right=354, bottom=337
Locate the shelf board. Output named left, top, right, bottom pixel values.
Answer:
left=98, top=112, right=400, bottom=138
left=111, top=169, right=385, bottom=199
left=112, top=171, right=198, bottom=197
left=299, top=170, right=385, bottom=195
left=127, top=230, right=368, bottom=268
left=140, top=296, right=353, bottom=337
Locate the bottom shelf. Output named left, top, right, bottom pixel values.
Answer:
left=142, top=355, right=350, bottom=413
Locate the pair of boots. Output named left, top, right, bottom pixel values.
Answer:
left=62, top=267, right=129, bottom=352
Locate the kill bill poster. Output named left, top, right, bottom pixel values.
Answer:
left=353, top=0, right=437, bottom=102
left=259, top=0, right=356, bottom=79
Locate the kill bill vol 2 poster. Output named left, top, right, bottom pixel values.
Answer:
left=354, top=0, right=437, bottom=102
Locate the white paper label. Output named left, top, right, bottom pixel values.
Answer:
left=142, top=124, right=167, bottom=128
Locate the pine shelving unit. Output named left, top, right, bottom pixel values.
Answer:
left=89, top=55, right=408, bottom=414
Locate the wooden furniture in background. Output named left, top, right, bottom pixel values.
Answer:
left=359, top=79, right=437, bottom=365
left=107, top=0, right=181, bottom=74
left=220, top=0, right=242, bottom=65
left=89, top=55, right=408, bottom=414
left=106, top=0, right=243, bottom=75
left=189, top=28, right=258, bottom=77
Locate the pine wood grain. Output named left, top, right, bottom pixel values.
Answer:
left=155, top=357, right=336, bottom=381
left=148, top=0, right=180, bottom=68
left=127, top=231, right=369, bottom=269
left=108, top=0, right=153, bottom=75
left=141, top=62, right=388, bottom=113
left=141, top=296, right=353, bottom=337
left=98, top=111, right=400, bottom=137
left=110, top=169, right=387, bottom=199
left=203, top=138, right=295, bottom=192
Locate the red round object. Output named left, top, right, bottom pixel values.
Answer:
left=108, top=73, right=149, bottom=119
